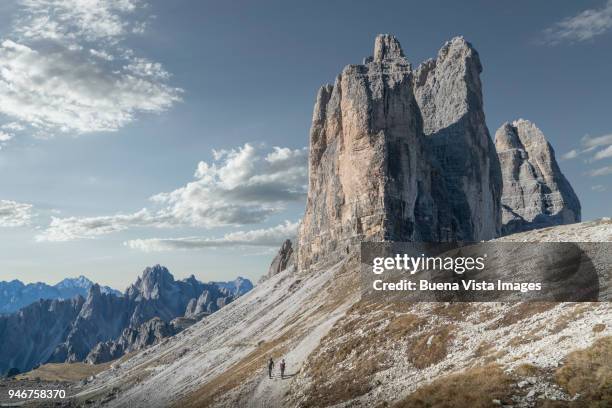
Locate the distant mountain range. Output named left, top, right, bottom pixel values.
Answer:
left=0, top=276, right=121, bottom=314
left=0, top=266, right=253, bottom=375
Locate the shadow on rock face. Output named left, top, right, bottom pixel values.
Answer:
left=539, top=243, right=599, bottom=302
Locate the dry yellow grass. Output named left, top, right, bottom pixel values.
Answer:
left=177, top=257, right=361, bottom=408
left=175, top=329, right=293, bottom=408
left=431, top=303, right=474, bottom=322
left=514, top=363, right=541, bottom=377
left=299, top=304, right=389, bottom=407
left=487, top=302, right=556, bottom=330
left=394, top=364, right=513, bottom=408
left=592, top=323, right=606, bottom=333
left=407, top=325, right=454, bottom=369
left=554, top=336, right=612, bottom=406
left=551, top=303, right=593, bottom=333
left=16, top=362, right=111, bottom=382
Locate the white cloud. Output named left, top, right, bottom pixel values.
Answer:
left=591, top=184, right=607, bottom=192
left=582, top=133, right=612, bottom=148
left=0, top=131, right=14, bottom=142
left=0, top=200, right=33, bottom=227
left=152, top=143, right=308, bottom=228
left=36, top=144, right=308, bottom=241
left=593, top=145, right=612, bottom=160
left=1, top=122, right=25, bottom=131
left=588, top=166, right=612, bottom=177
left=15, top=0, right=145, bottom=44
left=561, top=149, right=578, bottom=160
left=89, top=48, right=114, bottom=61
left=542, top=0, right=612, bottom=45
left=125, top=57, right=170, bottom=80
left=35, top=208, right=174, bottom=242
left=563, top=132, right=612, bottom=176
left=0, top=0, right=181, bottom=134
left=124, top=220, right=299, bottom=252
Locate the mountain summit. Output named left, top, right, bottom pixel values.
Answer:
left=71, top=35, right=607, bottom=408
left=297, top=34, right=501, bottom=269
left=0, top=267, right=252, bottom=374
left=495, top=119, right=581, bottom=235
left=0, top=276, right=120, bottom=314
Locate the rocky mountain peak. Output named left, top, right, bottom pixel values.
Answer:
left=56, top=275, right=92, bottom=289
left=373, top=34, right=405, bottom=62
left=88, top=283, right=102, bottom=298
left=437, top=36, right=479, bottom=63
left=263, top=239, right=294, bottom=281
left=494, top=122, right=523, bottom=150
left=494, top=119, right=581, bottom=235
left=128, top=264, right=176, bottom=300
left=297, top=34, right=502, bottom=269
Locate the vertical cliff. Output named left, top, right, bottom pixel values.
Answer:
left=495, top=119, right=581, bottom=235
left=297, top=35, right=502, bottom=269
left=413, top=37, right=502, bottom=241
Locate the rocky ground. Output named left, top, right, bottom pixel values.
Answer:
left=33, top=219, right=604, bottom=408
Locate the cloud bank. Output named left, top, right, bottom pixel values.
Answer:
left=0, top=0, right=181, bottom=136
left=36, top=144, right=308, bottom=241
left=0, top=200, right=33, bottom=227
left=562, top=132, right=612, bottom=182
left=151, top=144, right=308, bottom=228
left=124, top=220, right=299, bottom=252
left=542, top=1, right=612, bottom=45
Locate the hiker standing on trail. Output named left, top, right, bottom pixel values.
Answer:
left=280, top=359, right=286, bottom=379
left=268, top=357, right=274, bottom=379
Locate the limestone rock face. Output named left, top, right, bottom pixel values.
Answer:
left=268, top=239, right=294, bottom=277
left=413, top=37, right=502, bottom=242
left=494, top=119, right=581, bottom=235
left=85, top=317, right=176, bottom=364
left=184, top=287, right=234, bottom=318
left=0, top=297, right=84, bottom=376
left=0, top=266, right=250, bottom=373
left=297, top=34, right=502, bottom=269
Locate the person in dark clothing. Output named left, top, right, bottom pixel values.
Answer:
left=280, top=359, right=286, bottom=379
left=268, top=357, right=274, bottom=379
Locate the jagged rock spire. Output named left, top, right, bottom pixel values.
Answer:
left=412, top=35, right=502, bottom=241
left=373, top=34, right=405, bottom=61
left=495, top=119, right=581, bottom=235
left=297, top=34, right=502, bottom=270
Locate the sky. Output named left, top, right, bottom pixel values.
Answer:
left=0, top=0, right=611, bottom=290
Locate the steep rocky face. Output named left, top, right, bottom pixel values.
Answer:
left=49, top=284, right=130, bottom=363
left=412, top=36, right=502, bottom=241
left=0, top=266, right=249, bottom=374
left=266, top=239, right=295, bottom=278
left=495, top=119, right=581, bottom=235
left=298, top=34, right=502, bottom=269
left=85, top=317, right=177, bottom=364
left=0, top=297, right=84, bottom=376
left=50, top=267, right=236, bottom=363
left=211, top=277, right=254, bottom=296
left=184, top=286, right=234, bottom=318
left=126, top=266, right=205, bottom=326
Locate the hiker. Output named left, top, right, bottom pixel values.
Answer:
left=280, top=359, right=286, bottom=379
left=268, top=357, right=274, bottom=379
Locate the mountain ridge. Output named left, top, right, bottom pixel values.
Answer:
left=0, top=276, right=120, bottom=315
left=70, top=35, right=609, bottom=408
left=0, top=266, right=252, bottom=375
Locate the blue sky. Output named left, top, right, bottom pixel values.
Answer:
left=0, top=0, right=610, bottom=290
